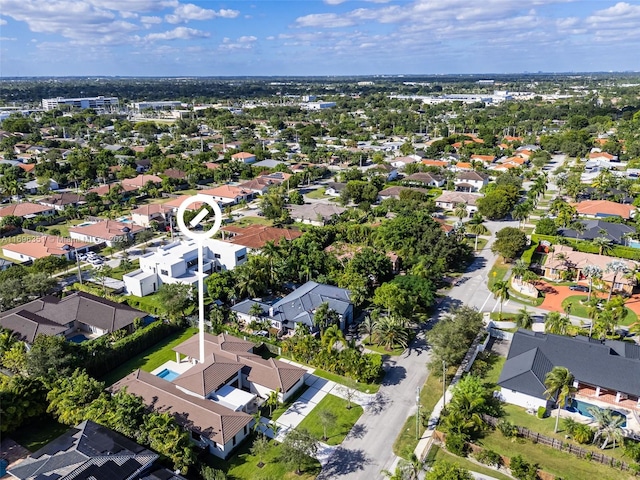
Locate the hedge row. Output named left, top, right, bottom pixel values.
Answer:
left=531, top=234, right=640, bottom=260
left=82, top=321, right=180, bottom=378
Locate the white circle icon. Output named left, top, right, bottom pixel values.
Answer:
left=176, top=194, right=223, bottom=241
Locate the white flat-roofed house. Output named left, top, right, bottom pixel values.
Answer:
left=123, top=239, right=247, bottom=297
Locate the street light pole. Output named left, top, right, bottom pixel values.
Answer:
left=443, top=360, right=446, bottom=405
left=415, top=386, right=420, bottom=441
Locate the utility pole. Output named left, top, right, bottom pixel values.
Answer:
left=415, top=386, right=421, bottom=440
left=443, top=360, right=447, bottom=405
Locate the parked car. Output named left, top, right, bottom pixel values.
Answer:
left=255, top=330, right=269, bottom=337
left=89, top=258, right=103, bottom=266
left=569, top=285, right=589, bottom=292
left=77, top=253, right=87, bottom=261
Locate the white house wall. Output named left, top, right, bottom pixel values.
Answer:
left=500, top=389, right=547, bottom=410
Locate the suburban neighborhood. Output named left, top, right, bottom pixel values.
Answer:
left=1, top=72, right=640, bottom=480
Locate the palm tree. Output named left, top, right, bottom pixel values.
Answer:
left=593, top=236, right=613, bottom=256
left=605, top=260, right=628, bottom=302
left=359, top=313, right=377, bottom=346
left=515, top=307, right=534, bottom=329
left=511, top=260, right=529, bottom=285
left=454, top=203, right=467, bottom=221
left=265, top=388, right=280, bottom=416
left=544, top=311, right=571, bottom=335
left=544, top=366, right=577, bottom=433
left=466, top=219, right=489, bottom=250
left=582, top=264, right=603, bottom=301
left=373, top=316, right=409, bottom=351
left=0, top=329, right=17, bottom=356
left=260, top=240, right=281, bottom=288
left=512, top=202, right=530, bottom=230
left=589, top=407, right=625, bottom=449
left=322, top=324, right=345, bottom=353
left=570, top=220, right=586, bottom=241
left=490, top=280, right=509, bottom=320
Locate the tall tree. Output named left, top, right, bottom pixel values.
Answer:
left=490, top=280, right=509, bottom=320
left=605, top=260, right=628, bottom=302
left=544, top=366, right=577, bottom=433
left=582, top=264, right=603, bottom=301
left=280, top=428, right=319, bottom=475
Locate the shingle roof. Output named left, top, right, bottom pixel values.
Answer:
left=39, top=192, right=86, bottom=207
left=111, top=370, right=252, bottom=445
left=8, top=420, right=157, bottom=480
left=558, top=219, right=634, bottom=244
left=498, top=329, right=640, bottom=400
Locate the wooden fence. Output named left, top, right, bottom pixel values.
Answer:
left=482, top=414, right=637, bottom=473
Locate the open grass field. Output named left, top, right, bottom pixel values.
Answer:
left=296, top=394, right=363, bottom=445
left=562, top=295, right=638, bottom=325
left=100, top=327, right=197, bottom=386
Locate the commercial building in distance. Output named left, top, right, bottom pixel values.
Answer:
left=41, top=96, right=119, bottom=111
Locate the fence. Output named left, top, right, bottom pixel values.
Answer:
left=481, top=414, right=637, bottom=473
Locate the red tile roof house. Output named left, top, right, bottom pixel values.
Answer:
left=110, top=332, right=307, bottom=459
left=2, top=234, right=91, bottom=262
left=200, top=185, right=254, bottom=207
left=0, top=291, right=147, bottom=344
left=0, top=202, right=55, bottom=219
left=230, top=151, right=257, bottom=164
left=221, top=225, right=302, bottom=251
left=69, top=220, right=145, bottom=247
left=572, top=200, right=637, bottom=220
left=38, top=192, right=86, bottom=211
left=131, top=204, right=170, bottom=228
left=589, top=151, right=619, bottom=162
left=121, top=174, right=163, bottom=188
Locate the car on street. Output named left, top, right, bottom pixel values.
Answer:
left=569, top=285, right=589, bottom=292
left=89, top=258, right=103, bottom=266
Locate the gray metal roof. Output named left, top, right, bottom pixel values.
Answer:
left=559, top=219, right=634, bottom=244
left=498, top=329, right=640, bottom=400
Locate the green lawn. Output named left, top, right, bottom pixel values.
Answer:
left=311, top=367, right=380, bottom=394
left=12, top=416, right=69, bottom=452
left=43, top=219, right=85, bottom=238
left=205, top=434, right=321, bottom=480
left=296, top=394, right=363, bottom=445
left=427, top=445, right=512, bottom=480
left=305, top=187, right=327, bottom=199
left=100, top=327, right=198, bottom=385
left=393, top=370, right=449, bottom=459
left=363, top=340, right=406, bottom=356
left=108, top=259, right=140, bottom=280
left=488, top=259, right=510, bottom=289
left=270, top=384, right=309, bottom=421
left=478, top=429, right=634, bottom=480
left=561, top=295, right=638, bottom=325
left=232, top=216, right=274, bottom=227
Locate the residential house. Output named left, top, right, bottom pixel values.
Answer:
left=88, top=182, right=139, bottom=197
left=470, top=154, right=496, bottom=165
left=232, top=281, right=353, bottom=332
left=498, top=329, right=640, bottom=412
left=403, top=172, right=446, bottom=187
left=69, top=220, right=145, bottom=247
left=367, top=163, right=399, bottom=181
left=454, top=171, right=489, bottom=192
left=378, top=186, right=429, bottom=201
left=589, top=152, right=619, bottom=162
left=288, top=203, right=347, bottom=226
left=325, top=182, right=347, bottom=197
left=435, top=191, right=483, bottom=214
left=252, top=159, right=286, bottom=169
left=200, top=185, right=254, bottom=207
left=23, top=179, right=59, bottom=195
left=111, top=332, right=306, bottom=459
left=221, top=225, right=302, bottom=251
left=38, top=192, right=86, bottom=211
left=121, top=174, right=163, bottom=189
left=558, top=219, right=635, bottom=245
left=6, top=420, right=179, bottom=480
left=238, top=172, right=291, bottom=195
left=162, top=194, right=205, bottom=212
left=573, top=200, right=637, bottom=220
left=421, top=159, right=449, bottom=168
left=543, top=244, right=637, bottom=294
left=0, top=291, right=147, bottom=343
left=123, top=239, right=246, bottom=297
left=452, top=162, right=473, bottom=171
left=2, top=235, right=91, bottom=262
left=389, top=155, right=419, bottom=169
left=231, top=152, right=257, bottom=164
left=0, top=202, right=54, bottom=219
left=131, top=204, right=170, bottom=228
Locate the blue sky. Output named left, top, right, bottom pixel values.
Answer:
left=0, top=0, right=639, bottom=77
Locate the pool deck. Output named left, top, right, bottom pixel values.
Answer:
left=150, top=359, right=194, bottom=377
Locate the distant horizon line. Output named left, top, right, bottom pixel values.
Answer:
left=2, top=71, right=640, bottom=80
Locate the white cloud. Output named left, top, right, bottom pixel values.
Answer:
left=85, top=0, right=178, bottom=12
left=165, top=3, right=239, bottom=24
left=0, top=18, right=7, bottom=26
left=219, top=35, right=257, bottom=51
left=0, top=37, right=17, bottom=41
left=145, top=26, right=210, bottom=41
left=295, top=13, right=355, bottom=28
left=141, top=16, right=162, bottom=24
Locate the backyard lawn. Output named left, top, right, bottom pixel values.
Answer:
left=205, top=434, right=321, bottom=480
left=232, top=216, right=274, bottom=227
left=270, top=384, right=309, bottom=421
left=304, top=187, right=327, bottom=199
left=100, top=327, right=197, bottom=385
left=12, top=417, right=69, bottom=452
left=426, top=445, right=512, bottom=480
left=561, top=295, right=638, bottom=325
left=295, top=394, right=363, bottom=445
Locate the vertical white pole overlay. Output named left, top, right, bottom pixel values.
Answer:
left=198, top=241, right=205, bottom=364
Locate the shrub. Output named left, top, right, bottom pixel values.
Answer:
left=509, top=455, right=539, bottom=480
left=475, top=449, right=502, bottom=467
left=624, top=438, right=640, bottom=462
left=536, top=406, right=547, bottom=419
left=573, top=424, right=594, bottom=444
left=497, top=419, right=518, bottom=439
left=445, top=433, right=468, bottom=457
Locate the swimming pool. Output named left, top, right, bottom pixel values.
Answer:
left=116, top=216, right=133, bottom=224
left=156, top=368, right=180, bottom=382
left=68, top=334, right=89, bottom=343
left=76, top=222, right=94, bottom=227
left=565, top=399, right=627, bottom=427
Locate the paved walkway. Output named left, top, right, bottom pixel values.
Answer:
left=254, top=360, right=376, bottom=467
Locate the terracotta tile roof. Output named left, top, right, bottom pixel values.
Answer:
left=68, top=220, right=145, bottom=241
left=421, top=159, right=448, bottom=167
left=378, top=186, right=429, bottom=198
left=2, top=234, right=90, bottom=259
left=516, top=149, right=533, bottom=158
left=0, top=202, right=52, bottom=218
left=122, top=174, right=163, bottom=187
left=17, top=163, right=36, bottom=173
left=231, top=152, right=255, bottom=159
left=88, top=182, right=138, bottom=196
left=589, top=152, right=616, bottom=160
left=546, top=245, right=637, bottom=285
left=572, top=200, right=636, bottom=220
left=455, top=162, right=473, bottom=170
left=470, top=154, right=496, bottom=163
left=162, top=195, right=203, bottom=211
left=172, top=357, right=243, bottom=396
left=200, top=185, right=252, bottom=199
left=205, top=162, right=220, bottom=170
left=131, top=204, right=168, bottom=216
left=111, top=369, right=252, bottom=445
left=222, top=225, right=302, bottom=250
left=163, top=168, right=187, bottom=179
